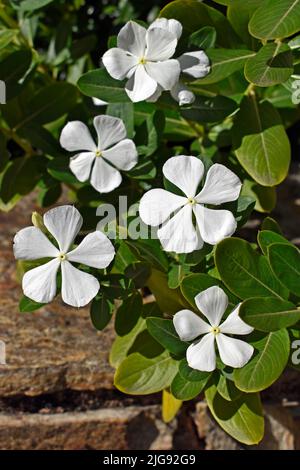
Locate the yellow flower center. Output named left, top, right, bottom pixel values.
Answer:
left=211, top=326, right=220, bottom=336
left=95, top=150, right=102, bottom=157
left=58, top=253, right=67, bottom=261
left=187, top=197, right=196, bottom=205
left=138, top=56, right=147, bottom=65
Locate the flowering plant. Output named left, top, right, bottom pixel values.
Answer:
left=2, top=0, right=300, bottom=446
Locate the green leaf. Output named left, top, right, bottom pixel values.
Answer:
left=18, top=124, right=64, bottom=158
left=115, top=292, right=143, bottom=336
left=217, top=375, right=243, bottom=401
left=234, top=330, right=290, bottom=392
left=181, top=273, right=222, bottom=308
left=261, top=217, right=282, bottom=234
left=162, top=389, right=182, bottom=423
left=245, top=43, right=293, bottom=87
left=147, top=317, right=187, bottom=356
left=258, top=230, right=289, bottom=256
left=77, top=68, right=130, bottom=103
left=171, top=372, right=207, bottom=400
left=19, top=295, right=45, bottom=312
left=114, top=351, right=178, bottom=395
left=0, top=49, right=32, bottom=100
left=125, top=239, right=169, bottom=272
left=38, top=184, right=62, bottom=207
left=181, top=95, right=237, bottom=123
left=124, top=262, right=151, bottom=289
left=188, top=26, right=217, bottom=50
left=233, top=95, right=291, bottom=186
left=147, top=268, right=188, bottom=314
left=0, top=29, right=19, bottom=50
left=195, top=49, right=255, bottom=85
left=268, top=243, right=300, bottom=296
left=249, top=0, right=300, bottom=40
left=205, top=384, right=264, bottom=445
left=227, top=0, right=261, bottom=49
left=13, top=0, right=55, bottom=11
left=179, top=358, right=211, bottom=383
left=110, top=317, right=146, bottom=368
left=168, top=264, right=190, bottom=289
left=90, top=295, right=113, bottom=331
left=241, top=180, right=276, bottom=213
left=159, top=0, right=239, bottom=48
left=138, top=110, right=165, bottom=157
left=106, top=102, right=134, bottom=138
left=47, top=157, right=78, bottom=184
left=240, top=297, right=300, bottom=331
left=0, top=157, right=41, bottom=203
left=215, top=238, right=289, bottom=300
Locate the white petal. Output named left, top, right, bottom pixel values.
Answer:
left=13, top=227, right=59, bottom=260
left=149, top=18, right=182, bottom=40
left=43, top=205, right=83, bottom=253
left=178, top=50, right=211, bottom=78
left=220, top=304, right=254, bottom=335
left=146, top=85, right=163, bottom=103
left=145, top=59, right=180, bottom=90
left=163, top=155, right=204, bottom=198
left=125, top=65, right=158, bottom=102
left=90, top=157, right=122, bottom=193
left=216, top=334, right=254, bottom=369
left=145, top=27, right=177, bottom=61
left=93, top=115, right=127, bottom=151
left=60, top=121, right=96, bottom=152
left=193, top=205, right=237, bottom=245
left=22, top=258, right=60, bottom=304
left=61, top=261, right=99, bottom=307
left=102, top=48, right=137, bottom=80
left=67, top=231, right=115, bottom=269
left=69, top=152, right=95, bottom=182
left=157, top=204, right=203, bottom=253
left=173, top=309, right=211, bottom=341
left=196, top=164, right=241, bottom=205
left=171, top=83, right=195, bottom=106
left=102, top=139, right=138, bottom=171
left=117, top=21, right=147, bottom=57
left=139, top=188, right=186, bottom=226
left=92, top=97, right=108, bottom=106
left=195, top=285, right=228, bottom=327
left=186, top=333, right=216, bottom=372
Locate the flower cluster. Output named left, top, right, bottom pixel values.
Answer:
left=102, top=18, right=210, bottom=104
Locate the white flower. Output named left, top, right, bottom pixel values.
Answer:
left=173, top=286, right=254, bottom=372
left=102, top=20, right=181, bottom=102
left=92, top=97, right=108, bottom=106
left=13, top=205, right=115, bottom=308
left=60, top=115, right=138, bottom=193
left=139, top=155, right=241, bottom=253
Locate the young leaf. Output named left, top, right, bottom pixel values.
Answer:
left=268, top=243, right=300, bottom=297
left=240, top=297, right=300, bottom=331
left=114, top=351, right=178, bottom=395
left=205, top=384, right=264, bottom=445
left=147, top=317, right=187, bottom=356
left=234, top=329, right=290, bottom=392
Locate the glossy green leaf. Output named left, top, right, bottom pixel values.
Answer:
left=147, top=317, right=187, bottom=356
left=181, top=95, right=237, bottom=123
left=258, top=230, right=289, bottom=256
left=227, top=0, right=261, bottom=49
left=215, top=238, right=289, bottom=300
left=268, top=243, right=300, bottom=296
left=181, top=273, right=221, bottom=308
left=240, top=297, right=300, bottom=331
left=114, top=351, right=178, bottom=395
left=205, top=384, right=264, bottom=445
left=147, top=269, right=188, bottom=314
left=13, top=0, right=55, bottom=11
left=0, top=49, right=32, bottom=100
left=245, top=43, right=293, bottom=87
left=0, top=157, right=41, bottom=203
left=233, top=95, right=291, bottom=186
left=124, top=262, right=151, bottom=289
left=179, top=359, right=212, bottom=383
left=249, top=0, right=300, bottom=40
left=19, top=295, right=45, bottom=312
left=171, top=371, right=207, bottom=400
left=234, top=329, right=290, bottom=392
left=217, top=375, right=243, bottom=401
left=90, top=295, right=113, bottom=331
left=115, top=292, right=143, bottom=336
left=241, top=180, right=276, bottom=213
left=77, top=68, right=130, bottom=103
left=188, top=26, right=217, bottom=50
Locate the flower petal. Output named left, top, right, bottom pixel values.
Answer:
left=186, top=333, right=216, bottom=372
left=216, top=334, right=254, bottom=369
left=43, top=205, right=83, bottom=253
left=125, top=65, right=158, bottom=102
left=67, top=231, right=115, bottom=269
left=146, top=85, right=163, bottom=103
left=157, top=204, right=203, bottom=253
left=117, top=21, right=147, bottom=57
left=196, top=163, right=242, bottom=205
left=69, top=152, right=95, bottom=182
left=193, top=205, right=237, bottom=245
left=173, top=309, right=211, bottom=341
left=145, top=27, right=178, bottom=61
left=163, top=155, right=204, bottom=198
left=171, top=83, right=195, bottom=106
left=102, top=48, right=137, bottom=80
left=102, top=139, right=138, bottom=171
left=149, top=18, right=183, bottom=40
left=13, top=227, right=59, bottom=260
left=22, top=258, right=60, bottom=304
left=178, top=50, right=210, bottom=78
left=139, top=188, right=186, bottom=226
left=60, top=121, right=96, bottom=152
left=145, top=59, right=180, bottom=90
left=61, top=261, right=100, bottom=307
left=93, top=115, right=127, bottom=151
left=92, top=97, right=108, bottom=106
left=195, top=285, right=228, bottom=327
left=220, top=304, right=254, bottom=335
left=90, top=157, right=122, bottom=193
